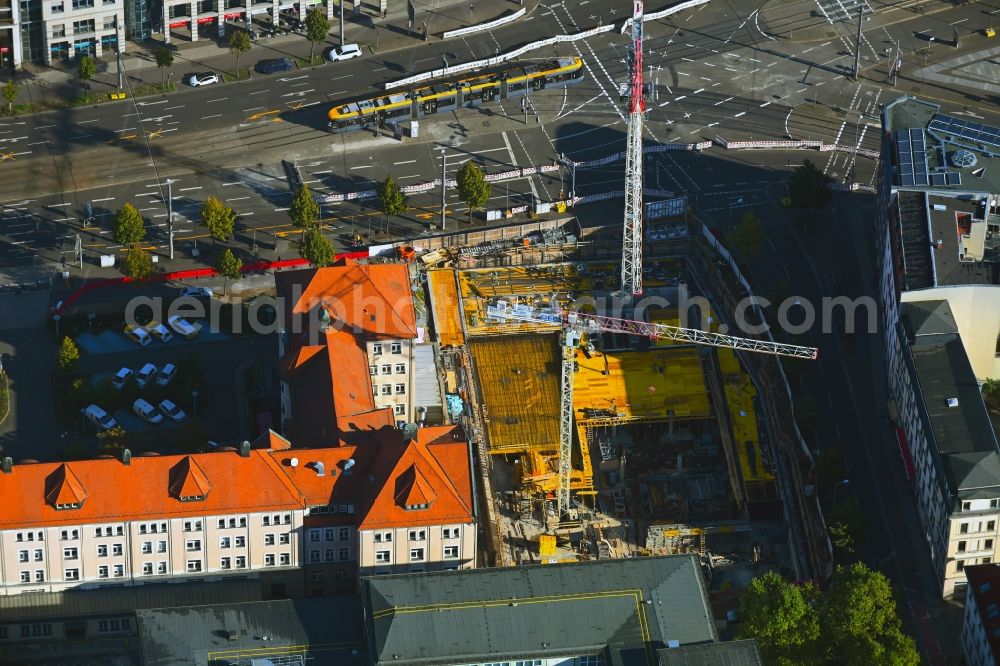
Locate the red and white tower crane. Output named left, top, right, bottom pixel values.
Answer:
left=621, top=0, right=647, bottom=304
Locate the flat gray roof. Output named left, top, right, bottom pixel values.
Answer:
left=903, top=301, right=1000, bottom=498
left=362, top=555, right=717, bottom=666
left=657, top=639, right=763, bottom=666
left=137, top=597, right=365, bottom=666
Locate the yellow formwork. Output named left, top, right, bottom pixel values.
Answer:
left=717, top=348, right=775, bottom=485
left=427, top=269, right=465, bottom=347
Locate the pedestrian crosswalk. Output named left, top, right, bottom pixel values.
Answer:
left=814, top=0, right=871, bottom=23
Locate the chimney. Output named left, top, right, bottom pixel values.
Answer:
left=239, top=440, right=251, bottom=457
left=122, top=449, right=132, bottom=466
left=1, top=457, right=11, bottom=473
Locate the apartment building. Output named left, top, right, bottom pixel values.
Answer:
left=962, top=564, right=1000, bottom=666
left=875, top=96, right=1000, bottom=598
left=0, top=445, right=305, bottom=596
left=39, top=0, right=124, bottom=63
left=275, top=262, right=425, bottom=446
left=0, top=0, right=21, bottom=69
left=160, top=0, right=327, bottom=44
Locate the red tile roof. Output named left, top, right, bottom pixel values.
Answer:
left=0, top=451, right=304, bottom=530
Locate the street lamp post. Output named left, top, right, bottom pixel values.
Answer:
left=165, top=178, right=175, bottom=260
left=439, top=147, right=447, bottom=231
left=339, top=0, right=345, bottom=45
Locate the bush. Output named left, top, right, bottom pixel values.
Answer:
left=57, top=336, right=80, bottom=371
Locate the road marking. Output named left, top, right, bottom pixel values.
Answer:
left=138, top=207, right=157, bottom=212
left=72, top=134, right=92, bottom=139
left=226, top=196, right=250, bottom=201
left=26, top=140, right=48, bottom=146
left=137, top=99, right=168, bottom=106
left=734, top=111, right=746, bottom=117
left=398, top=174, right=421, bottom=179
left=330, top=74, right=353, bottom=81
left=281, top=89, right=314, bottom=97
left=237, top=211, right=255, bottom=216
left=249, top=89, right=271, bottom=95
left=35, top=124, right=55, bottom=129
left=49, top=202, right=71, bottom=207
left=274, top=207, right=289, bottom=212
left=79, top=119, right=99, bottom=124
left=290, top=81, right=312, bottom=87
left=393, top=159, right=417, bottom=165
left=178, top=186, right=202, bottom=192
left=329, top=89, right=349, bottom=96
left=223, top=182, right=245, bottom=186
left=243, top=106, right=266, bottom=112
left=707, top=122, right=718, bottom=127
left=201, top=114, right=222, bottom=119
left=278, top=75, right=308, bottom=82
left=693, top=88, right=704, bottom=94
left=52, top=217, right=75, bottom=222
left=350, top=165, right=373, bottom=170
left=206, top=98, right=228, bottom=103
left=759, top=101, right=771, bottom=107
left=949, top=18, right=968, bottom=24
left=164, top=105, right=185, bottom=110
left=92, top=197, right=115, bottom=202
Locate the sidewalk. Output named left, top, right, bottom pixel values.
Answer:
left=8, top=0, right=535, bottom=111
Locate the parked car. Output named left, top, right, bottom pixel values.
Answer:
left=133, top=398, right=164, bottom=425
left=168, top=315, right=201, bottom=340
left=158, top=399, right=187, bottom=423
left=324, top=43, right=362, bottom=62
left=156, top=363, right=178, bottom=387
left=147, top=320, right=174, bottom=343
left=111, top=367, right=133, bottom=390
left=123, top=324, right=152, bottom=347
left=136, top=363, right=158, bottom=388
left=83, top=404, right=117, bottom=431
left=179, top=286, right=213, bottom=299
left=183, top=72, right=220, bottom=87
left=256, top=58, right=294, bottom=74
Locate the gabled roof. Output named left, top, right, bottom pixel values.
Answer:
left=44, top=464, right=88, bottom=507
left=169, top=457, right=212, bottom=499
left=393, top=462, right=438, bottom=508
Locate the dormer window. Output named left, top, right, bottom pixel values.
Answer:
left=55, top=502, right=82, bottom=510
left=180, top=495, right=204, bottom=502
left=404, top=503, right=430, bottom=511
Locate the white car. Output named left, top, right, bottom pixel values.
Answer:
left=111, top=367, right=133, bottom=390
left=179, top=286, right=213, bottom=299
left=184, top=72, right=220, bottom=87
left=133, top=398, right=164, bottom=425
left=124, top=324, right=152, bottom=346
left=83, top=404, right=117, bottom=431
left=325, top=43, right=362, bottom=62
left=136, top=363, right=158, bottom=388
left=168, top=315, right=201, bottom=340
left=158, top=399, right=187, bottom=423
left=156, top=363, right=178, bottom=387
left=147, top=320, right=174, bottom=343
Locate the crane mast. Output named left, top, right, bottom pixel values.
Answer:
left=621, top=0, right=646, bottom=304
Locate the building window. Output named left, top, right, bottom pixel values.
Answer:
left=409, top=548, right=424, bottom=562
left=958, top=560, right=966, bottom=572
left=51, top=1, right=64, bottom=11
left=157, top=562, right=168, bottom=574
left=19, top=572, right=29, bottom=583
left=235, top=536, right=246, bottom=548
left=71, top=18, right=95, bottom=34
left=71, top=0, right=94, bottom=7
left=325, top=548, right=335, bottom=562
left=959, top=541, right=967, bottom=553
left=221, top=557, right=231, bottom=570
left=964, top=501, right=972, bottom=511
left=112, top=544, right=123, bottom=556
left=323, top=528, right=335, bottom=541
left=992, top=500, right=1000, bottom=509
left=18, top=550, right=27, bottom=563
left=391, top=343, right=402, bottom=354
left=264, top=534, right=275, bottom=546
left=64, top=547, right=78, bottom=560
left=35, top=570, right=45, bottom=583
left=989, top=521, right=997, bottom=531
left=262, top=516, right=271, bottom=526
left=444, top=545, right=459, bottom=559
left=961, top=523, right=969, bottom=534
left=183, top=520, right=202, bottom=532
left=113, top=564, right=124, bottom=577
left=34, top=549, right=43, bottom=561
left=141, top=542, right=152, bottom=554
left=309, top=529, right=321, bottom=542
left=381, top=364, right=392, bottom=375
left=279, top=533, right=290, bottom=545
left=265, top=554, right=275, bottom=566
left=409, top=529, right=426, bottom=541
left=339, top=527, right=349, bottom=541
left=142, top=562, right=153, bottom=575
left=310, top=549, right=321, bottom=563
left=369, top=365, right=377, bottom=375
left=394, top=404, right=405, bottom=415
left=63, top=569, right=79, bottom=580
left=375, top=550, right=391, bottom=563
left=157, top=541, right=167, bottom=553
left=220, top=537, right=231, bottom=549
left=987, top=539, right=994, bottom=550
left=279, top=553, right=290, bottom=566
left=186, top=540, right=201, bottom=552
left=218, top=519, right=226, bottom=529
left=52, top=24, right=65, bottom=37
left=235, top=556, right=246, bottom=569
left=374, top=531, right=393, bottom=543
left=443, top=527, right=460, bottom=539
left=339, top=547, right=349, bottom=561
left=187, top=560, right=202, bottom=572
left=372, top=343, right=382, bottom=355
left=381, top=384, right=392, bottom=396
left=395, top=363, right=406, bottom=374
left=311, top=571, right=326, bottom=582
left=395, top=383, right=406, bottom=395
left=984, top=558, right=994, bottom=565
left=61, top=529, right=79, bottom=540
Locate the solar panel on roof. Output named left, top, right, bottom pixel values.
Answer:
left=946, top=172, right=961, bottom=185
left=901, top=174, right=915, bottom=186
left=929, top=173, right=945, bottom=186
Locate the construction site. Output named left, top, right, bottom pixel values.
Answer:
left=422, top=245, right=810, bottom=599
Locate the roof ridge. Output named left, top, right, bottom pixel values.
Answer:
left=257, top=449, right=307, bottom=506
left=355, top=265, right=416, bottom=337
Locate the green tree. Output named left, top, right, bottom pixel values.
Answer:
left=304, top=7, right=331, bottom=64
left=828, top=496, right=866, bottom=554
left=77, top=55, right=96, bottom=88
left=57, top=336, right=80, bottom=371
left=200, top=195, right=237, bottom=245
left=298, top=226, right=335, bottom=267
left=97, top=425, right=128, bottom=455
left=2, top=79, right=17, bottom=114
left=818, top=564, right=920, bottom=665
left=122, top=244, right=153, bottom=281
left=216, top=248, right=243, bottom=294
left=290, top=183, right=320, bottom=228
left=154, top=47, right=174, bottom=90
left=376, top=175, right=409, bottom=232
left=787, top=159, right=833, bottom=211
left=455, top=160, right=491, bottom=222
left=737, top=571, right=820, bottom=665
left=725, top=210, right=764, bottom=258
left=228, top=29, right=252, bottom=78
left=114, top=202, right=146, bottom=245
